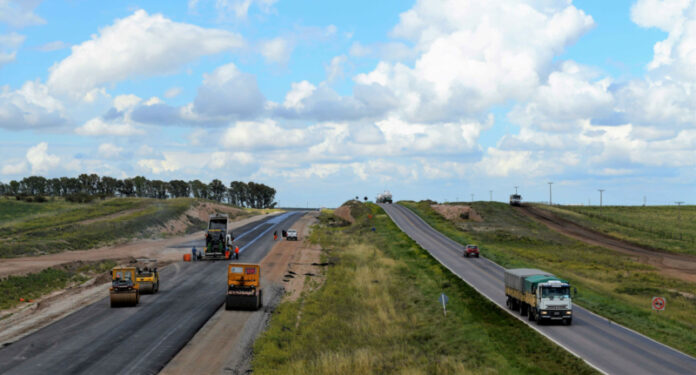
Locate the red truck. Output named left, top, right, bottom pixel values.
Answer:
left=463, top=244, right=479, bottom=258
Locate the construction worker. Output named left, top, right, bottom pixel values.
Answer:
left=192, top=246, right=197, bottom=261
left=234, top=246, right=239, bottom=259
left=273, top=230, right=278, bottom=241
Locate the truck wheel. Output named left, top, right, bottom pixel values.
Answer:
left=565, top=318, right=572, bottom=326
left=520, top=303, right=527, bottom=316
left=258, top=290, right=263, bottom=308
left=528, top=309, right=535, bottom=321
left=475, top=254, right=479, bottom=258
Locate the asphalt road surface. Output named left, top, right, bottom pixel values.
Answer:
left=0, top=211, right=304, bottom=375
left=380, top=203, right=696, bottom=375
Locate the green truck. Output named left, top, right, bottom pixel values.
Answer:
left=504, top=268, right=574, bottom=325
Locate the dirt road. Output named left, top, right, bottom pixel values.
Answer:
left=161, top=212, right=322, bottom=375
left=518, top=205, right=696, bottom=283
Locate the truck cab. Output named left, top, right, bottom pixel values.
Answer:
left=205, top=214, right=231, bottom=260
left=533, top=280, right=573, bottom=324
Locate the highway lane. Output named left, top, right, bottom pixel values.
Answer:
left=0, top=212, right=304, bottom=375
left=380, top=203, right=696, bottom=375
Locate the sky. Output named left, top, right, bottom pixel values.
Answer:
left=1, top=0, right=695, bottom=207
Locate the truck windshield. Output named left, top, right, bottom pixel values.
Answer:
left=209, top=220, right=226, bottom=230
left=541, top=286, right=570, bottom=298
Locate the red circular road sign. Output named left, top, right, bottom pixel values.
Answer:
left=652, top=296, right=666, bottom=311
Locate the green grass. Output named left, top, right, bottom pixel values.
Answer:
left=401, top=200, right=696, bottom=357
left=0, top=260, right=117, bottom=310
left=541, top=204, right=696, bottom=255
left=0, top=197, right=253, bottom=258
left=252, top=203, right=597, bottom=375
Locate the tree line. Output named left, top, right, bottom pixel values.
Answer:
left=0, top=174, right=277, bottom=208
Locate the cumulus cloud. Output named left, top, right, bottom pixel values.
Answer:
left=0, top=0, right=45, bottom=28
left=0, top=32, right=26, bottom=67
left=138, top=150, right=255, bottom=174
left=76, top=118, right=144, bottom=136
left=260, top=37, right=293, bottom=64
left=1, top=160, right=27, bottom=175
left=26, top=142, right=60, bottom=174
left=326, top=55, right=347, bottom=82
left=221, top=119, right=311, bottom=150
left=355, top=0, right=594, bottom=122
left=47, top=10, right=244, bottom=97
left=98, top=143, right=124, bottom=158
left=0, top=80, right=66, bottom=130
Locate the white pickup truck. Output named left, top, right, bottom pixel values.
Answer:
left=286, top=229, right=298, bottom=241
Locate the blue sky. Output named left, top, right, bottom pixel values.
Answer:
left=1, top=0, right=695, bottom=207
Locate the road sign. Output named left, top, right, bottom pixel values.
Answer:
left=652, top=296, right=666, bottom=311
left=440, top=293, right=449, bottom=316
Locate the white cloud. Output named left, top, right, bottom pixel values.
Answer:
left=113, top=94, right=142, bottom=112
left=282, top=81, right=316, bottom=110
left=1, top=160, right=27, bottom=175
left=76, top=118, right=144, bottom=136
left=0, top=32, right=25, bottom=67
left=26, top=142, right=60, bottom=174
left=260, top=37, right=293, bottom=64
left=0, top=80, right=66, bottom=130
left=630, top=0, right=692, bottom=32
left=355, top=0, right=594, bottom=122
left=221, top=119, right=310, bottom=150
left=47, top=10, right=245, bottom=97
left=98, top=143, right=124, bottom=158
left=213, top=0, right=278, bottom=20
left=0, top=0, right=45, bottom=28
left=164, top=87, right=182, bottom=98
left=326, top=55, right=346, bottom=82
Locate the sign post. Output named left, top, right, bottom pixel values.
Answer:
left=652, top=296, right=666, bottom=312
left=439, top=293, right=449, bottom=316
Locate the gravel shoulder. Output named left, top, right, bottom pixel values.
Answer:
left=160, top=212, right=321, bottom=375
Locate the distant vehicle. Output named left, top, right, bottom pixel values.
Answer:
left=464, top=244, right=479, bottom=258
left=110, top=266, right=140, bottom=307
left=135, top=258, right=159, bottom=294
left=504, top=268, right=573, bottom=325
left=509, top=194, right=521, bottom=206
left=376, top=190, right=393, bottom=204
left=286, top=229, right=298, bottom=241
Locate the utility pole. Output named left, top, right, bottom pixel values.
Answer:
left=489, top=190, right=493, bottom=202
left=548, top=182, right=553, bottom=205
left=598, top=189, right=605, bottom=214
left=676, top=201, right=684, bottom=220
left=471, top=193, right=474, bottom=202
left=514, top=186, right=519, bottom=194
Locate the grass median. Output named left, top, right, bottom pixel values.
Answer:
left=252, top=202, right=596, bottom=374
left=401, top=200, right=696, bottom=357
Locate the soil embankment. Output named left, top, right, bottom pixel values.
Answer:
left=161, top=212, right=321, bottom=375
left=518, top=205, right=696, bottom=283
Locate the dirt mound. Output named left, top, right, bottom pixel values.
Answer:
left=151, top=201, right=249, bottom=237
left=432, top=204, right=482, bottom=222
left=333, top=205, right=355, bottom=224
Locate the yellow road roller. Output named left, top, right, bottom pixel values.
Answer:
left=226, top=263, right=262, bottom=310
left=110, top=266, right=140, bottom=307
left=135, top=259, right=160, bottom=294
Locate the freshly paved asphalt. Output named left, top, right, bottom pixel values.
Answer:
left=380, top=203, right=696, bottom=375
left=0, top=211, right=304, bottom=375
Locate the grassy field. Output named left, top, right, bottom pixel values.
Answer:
left=401, top=201, right=696, bottom=357
left=541, top=204, right=696, bottom=255
left=0, top=197, right=253, bottom=258
left=0, top=259, right=116, bottom=310
left=252, top=201, right=597, bottom=374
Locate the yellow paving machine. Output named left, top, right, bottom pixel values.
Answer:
left=110, top=266, right=140, bottom=307
left=226, top=263, right=262, bottom=310
left=135, top=258, right=160, bottom=294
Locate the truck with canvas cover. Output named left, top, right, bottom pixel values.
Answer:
left=110, top=266, right=140, bottom=307
left=504, top=268, right=573, bottom=325
left=135, top=258, right=159, bottom=294
left=226, top=263, right=262, bottom=310
left=376, top=190, right=393, bottom=204
left=204, top=214, right=232, bottom=260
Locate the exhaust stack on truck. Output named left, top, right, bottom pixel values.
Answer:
left=504, top=268, right=573, bottom=325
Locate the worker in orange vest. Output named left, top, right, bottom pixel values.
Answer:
left=273, top=230, right=278, bottom=241
left=234, top=246, right=239, bottom=259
